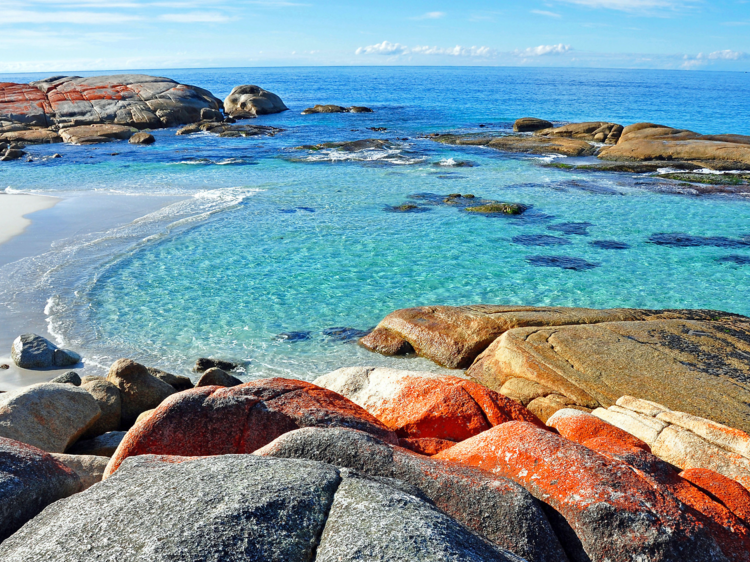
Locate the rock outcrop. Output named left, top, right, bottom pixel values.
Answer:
left=433, top=134, right=597, bottom=157
left=105, top=359, right=175, bottom=427
left=256, top=427, right=568, bottom=562
left=79, top=378, right=121, bottom=438
left=0, top=383, right=101, bottom=452
left=104, top=377, right=398, bottom=476
left=302, top=104, right=373, bottom=114
left=128, top=132, right=154, bottom=145
left=223, top=85, right=288, bottom=118
left=59, top=124, right=137, bottom=145
left=314, top=367, right=544, bottom=441
left=0, top=437, right=80, bottom=542
left=534, top=121, right=623, bottom=144
left=0, top=454, right=522, bottom=561
left=0, top=75, right=223, bottom=129
left=11, top=333, right=80, bottom=369
left=195, top=367, right=243, bottom=387
left=513, top=117, right=553, bottom=132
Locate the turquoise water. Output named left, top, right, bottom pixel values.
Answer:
left=1, top=67, right=750, bottom=378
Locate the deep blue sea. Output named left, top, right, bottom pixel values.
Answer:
left=1, top=67, right=750, bottom=379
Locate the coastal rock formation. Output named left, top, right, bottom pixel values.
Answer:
left=435, top=422, right=729, bottom=562
left=314, top=367, right=544, bottom=441
left=223, top=85, right=288, bottom=118
left=104, top=378, right=398, bottom=476
left=176, top=121, right=282, bottom=137
left=681, top=468, right=750, bottom=526
left=513, top=117, right=553, bottom=132
left=59, top=124, right=137, bottom=145
left=128, top=132, right=154, bottom=145
left=11, top=333, right=80, bottom=369
left=67, top=431, right=125, bottom=457
left=302, top=104, right=374, bottom=114
left=146, top=367, right=194, bottom=392
left=534, top=121, right=623, bottom=144
left=50, top=371, right=81, bottom=386
left=599, top=123, right=750, bottom=169
left=0, top=455, right=522, bottom=562
left=0, top=383, right=100, bottom=452
left=0, top=148, right=26, bottom=161
left=256, top=427, right=568, bottom=562
left=105, top=359, right=175, bottom=427
left=433, top=134, right=597, bottom=157
left=193, top=357, right=239, bottom=372
left=195, top=367, right=243, bottom=387
left=79, top=378, right=121, bottom=438
left=0, top=437, right=80, bottom=542
left=0, top=129, right=61, bottom=144
left=49, top=453, right=108, bottom=490
left=0, top=75, right=223, bottom=129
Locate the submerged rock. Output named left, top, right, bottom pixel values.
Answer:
left=321, top=326, right=373, bottom=342
left=525, top=255, right=599, bottom=270
left=302, top=105, right=373, bottom=115
left=649, top=233, right=750, bottom=248
left=590, top=240, right=630, bottom=250
left=11, top=334, right=80, bottom=369
left=223, top=84, right=288, bottom=118
left=547, top=222, right=593, bottom=235
left=274, top=331, right=313, bottom=342
left=464, top=202, right=528, bottom=215
left=512, top=235, right=571, bottom=246
left=384, top=203, right=431, bottom=213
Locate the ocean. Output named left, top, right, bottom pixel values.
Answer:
left=1, top=66, right=750, bottom=379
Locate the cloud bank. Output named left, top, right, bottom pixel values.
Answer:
left=356, top=41, right=572, bottom=59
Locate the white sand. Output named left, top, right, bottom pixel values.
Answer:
left=0, top=193, right=60, bottom=245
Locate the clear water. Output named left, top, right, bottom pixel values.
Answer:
left=1, top=67, right=750, bottom=379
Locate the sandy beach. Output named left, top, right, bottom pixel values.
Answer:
left=0, top=192, right=59, bottom=246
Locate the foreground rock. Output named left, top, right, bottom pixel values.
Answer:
left=0, top=455, right=522, bottom=561
left=257, top=427, right=567, bottom=562
left=435, top=422, right=728, bottom=562
left=0, top=75, right=223, bottom=129
left=104, top=378, right=398, bottom=476
left=223, top=85, right=288, bottom=118
left=314, top=367, right=543, bottom=441
left=599, top=123, right=750, bottom=169
left=106, top=359, right=175, bottom=427
left=11, top=333, right=80, bottom=369
left=432, top=134, right=596, bottom=157
left=0, top=383, right=100, bottom=452
left=0, top=437, right=80, bottom=542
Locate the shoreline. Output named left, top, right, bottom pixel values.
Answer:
left=0, top=193, right=60, bottom=246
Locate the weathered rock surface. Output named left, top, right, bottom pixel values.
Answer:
left=256, top=427, right=568, bottom=562
left=1, top=75, right=223, bottom=129
left=599, top=123, right=750, bottom=169
left=59, top=123, right=137, bottom=144
left=11, top=333, right=80, bottom=369
left=433, top=134, right=597, bottom=157
left=2, top=454, right=524, bottom=561
left=223, top=85, right=288, bottom=118
left=128, top=131, right=154, bottom=145
left=314, top=367, right=543, bottom=441
left=146, top=367, right=194, bottom=392
left=0, top=383, right=100, bottom=452
left=0, top=129, right=61, bottom=144
left=106, top=359, right=175, bottom=427
left=534, top=121, right=622, bottom=144
left=79, top=378, right=121, bottom=438
left=67, top=431, right=126, bottom=457
left=49, top=453, right=108, bottom=490
left=435, top=422, right=729, bottom=562
left=681, top=468, right=750, bottom=525
left=398, top=436, right=456, bottom=455
left=195, top=367, right=243, bottom=387
left=0, top=437, right=80, bottom=542
left=513, top=117, right=553, bottom=132
left=547, top=408, right=651, bottom=453
left=104, top=378, right=398, bottom=476
left=360, top=305, right=659, bottom=369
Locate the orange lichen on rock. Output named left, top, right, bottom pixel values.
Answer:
left=546, top=407, right=652, bottom=452
left=104, top=378, right=397, bottom=477
left=681, top=468, right=750, bottom=526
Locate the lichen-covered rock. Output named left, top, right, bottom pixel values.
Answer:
left=547, top=408, right=652, bottom=453
left=79, top=378, right=122, bottom=438
left=314, top=367, right=543, bottom=441
left=0, top=383, right=100, bottom=452
left=435, top=422, right=728, bottom=562
left=513, top=117, right=553, bottom=132
left=195, top=367, right=243, bottom=387
left=398, top=437, right=456, bottom=455
left=681, top=468, right=750, bottom=525
left=223, top=85, right=288, bottom=118
left=67, top=431, right=126, bottom=457
left=0, top=437, right=80, bottom=542
left=49, top=453, right=108, bottom=490
left=106, top=359, right=176, bottom=427
left=11, top=333, right=80, bottom=369
left=256, top=427, right=568, bottom=562
left=104, top=378, right=398, bottom=476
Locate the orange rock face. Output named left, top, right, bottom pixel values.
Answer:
left=547, top=408, right=652, bottom=452
left=435, top=421, right=729, bottom=562
left=681, top=468, right=750, bottom=526
left=104, top=378, right=397, bottom=477
left=397, top=437, right=456, bottom=456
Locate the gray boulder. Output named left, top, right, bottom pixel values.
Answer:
left=194, top=357, right=238, bottom=372
left=106, top=359, right=175, bottom=427
left=67, top=431, right=126, bottom=457
left=0, top=454, right=524, bottom=561
left=0, top=149, right=26, bottom=161
left=255, top=428, right=566, bottom=562
left=195, top=367, right=243, bottom=388
left=0, top=437, right=80, bottom=542
left=0, top=383, right=101, bottom=452
left=49, top=453, right=108, bottom=490
left=50, top=371, right=81, bottom=386
left=11, top=334, right=80, bottom=369
left=224, top=85, right=288, bottom=118
left=128, top=132, right=155, bottom=145
left=80, top=379, right=122, bottom=438
left=146, top=367, right=194, bottom=392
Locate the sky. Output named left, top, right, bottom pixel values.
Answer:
left=1, top=0, right=749, bottom=73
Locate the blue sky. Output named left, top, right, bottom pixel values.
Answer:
left=1, top=0, right=749, bottom=72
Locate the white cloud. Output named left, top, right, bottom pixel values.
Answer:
left=681, top=50, right=748, bottom=69
left=556, top=0, right=696, bottom=12
left=515, top=44, right=572, bottom=56
left=412, top=11, right=446, bottom=19
left=159, top=12, right=230, bottom=22
left=356, top=42, right=496, bottom=57
left=531, top=9, right=562, bottom=17
left=355, top=41, right=410, bottom=56
left=708, top=49, right=747, bottom=60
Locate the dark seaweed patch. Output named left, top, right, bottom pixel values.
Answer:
left=512, top=235, right=572, bottom=246
left=526, top=255, right=599, bottom=271
left=547, top=222, right=594, bottom=236
left=384, top=204, right=431, bottom=213
left=648, top=233, right=750, bottom=248
left=273, top=331, right=312, bottom=342
left=718, top=255, right=750, bottom=265
left=322, top=327, right=374, bottom=342
left=590, top=240, right=631, bottom=250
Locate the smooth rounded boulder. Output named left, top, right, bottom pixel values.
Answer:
left=0, top=437, right=80, bottom=542
left=104, top=377, right=398, bottom=476
left=314, top=367, right=544, bottom=441
left=223, top=85, right=288, bottom=118
left=80, top=378, right=122, bottom=438
left=106, top=359, right=176, bottom=427
left=11, top=333, right=80, bottom=369
left=514, top=117, right=553, bottom=132
left=0, top=383, right=101, bottom=452
left=435, top=422, right=728, bottom=562
left=195, top=367, right=243, bottom=387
